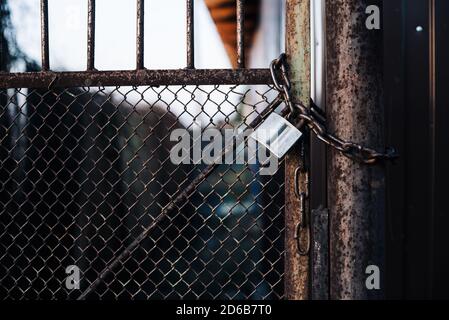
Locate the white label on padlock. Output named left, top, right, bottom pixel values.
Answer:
left=249, top=113, right=303, bottom=159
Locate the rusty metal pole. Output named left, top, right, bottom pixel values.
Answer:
left=285, top=0, right=310, bottom=300
left=326, top=0, right=385, bottom=299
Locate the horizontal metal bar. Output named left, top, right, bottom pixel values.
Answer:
left=0, top=69, right=273, bottom=89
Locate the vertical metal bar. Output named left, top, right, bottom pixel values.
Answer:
left=236, top=0, right=245, bottom=69
left=87, top=0, right=96, bottom=70
left=310, top=0, right=328, bottom=300
left=186, top=0, right=195, bottom=69
left=136, top=0, right=145, bottom=69
left=284, top=0, right=310, bottom=300
left=432, top=0, right=449, bottom=299
left=428, top=0, right=436, bottom=298
left=40, top=0, right=49, bottom=71
left=326, top=0, right=385, bottom=299
left=383, top=0, right=406, bottom=299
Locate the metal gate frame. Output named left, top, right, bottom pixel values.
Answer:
left=0, top=0, right=314, bottom=300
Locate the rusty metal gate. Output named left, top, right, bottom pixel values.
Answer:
left=0, top=0, right=287, bottom=299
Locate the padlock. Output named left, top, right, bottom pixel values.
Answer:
left=249, top=113, right=303, bottom=159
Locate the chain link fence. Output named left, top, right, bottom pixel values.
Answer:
left=0, top=84, right=285, bottom=299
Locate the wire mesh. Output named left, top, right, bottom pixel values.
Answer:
left=0, top=84, right=285, bottom=300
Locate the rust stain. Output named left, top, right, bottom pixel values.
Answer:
left=0, top=69, right=273, bottom=89
left=284, top=0, right=310, bottom=300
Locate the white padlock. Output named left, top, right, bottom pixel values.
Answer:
left=249, top=113, right=303, bottom=159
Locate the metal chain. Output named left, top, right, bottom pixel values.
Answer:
left=270, top=53, right=398, bottom=165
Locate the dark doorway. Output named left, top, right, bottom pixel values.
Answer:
left=384, top=0, right=449, bottom=299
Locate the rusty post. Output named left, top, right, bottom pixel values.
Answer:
left=284, top=0, right=310, bottom=300
left=326, top=0, right=385, bottom=299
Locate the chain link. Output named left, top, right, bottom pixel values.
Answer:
left=294, top=166, right=310, bottom=257
left=270, top=54, right=398, bottom=165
